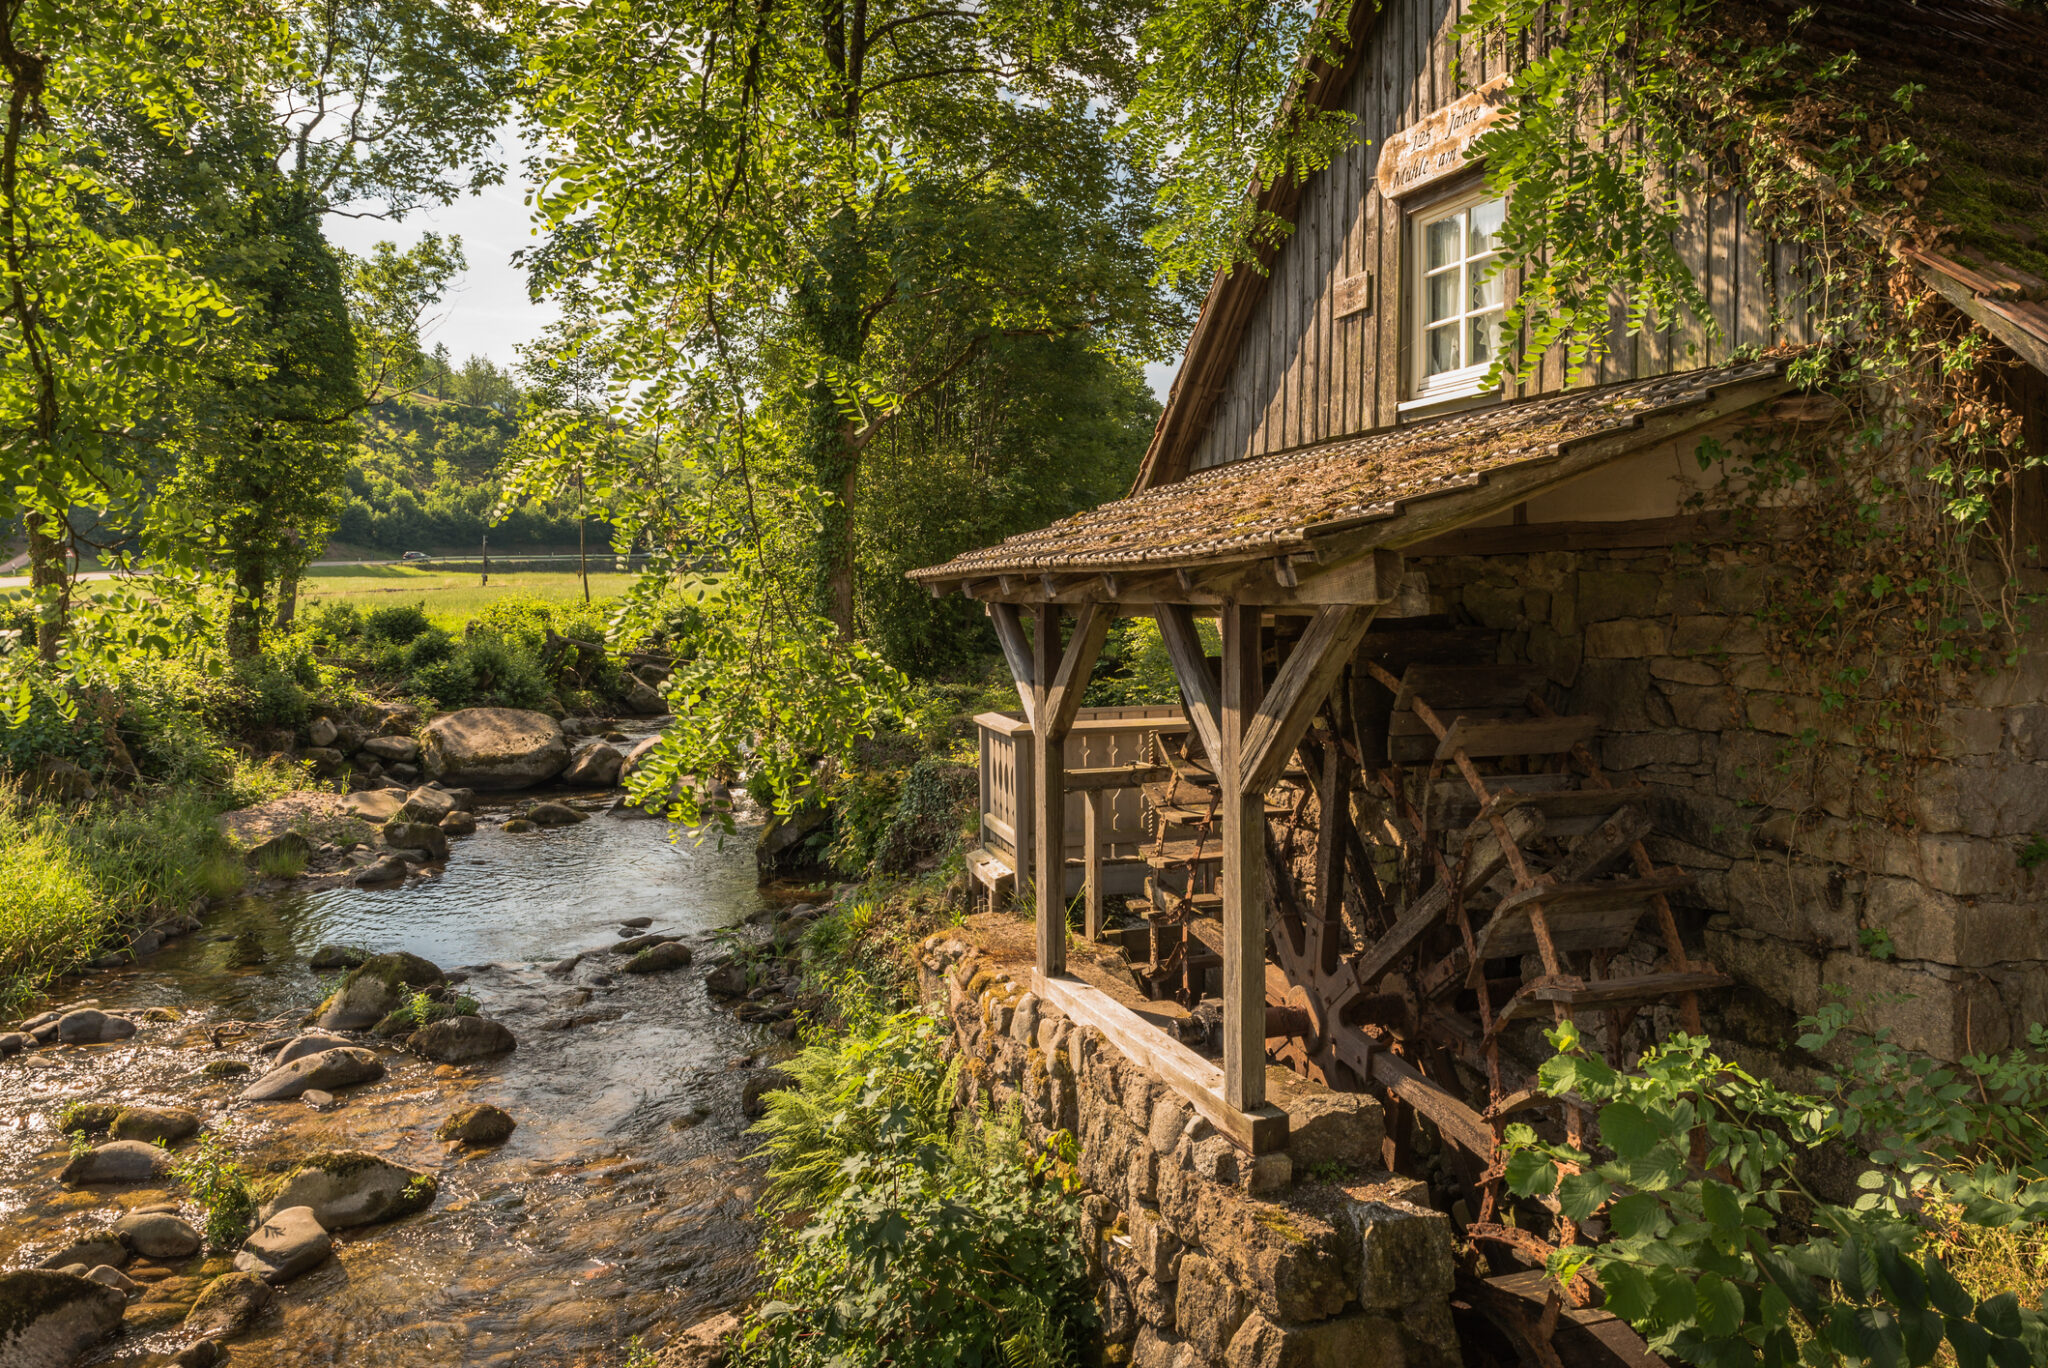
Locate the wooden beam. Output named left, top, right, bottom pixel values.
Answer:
left=1327, top=1029, right=1495, bottom=1160
left=1043, top=601, right=1111, bottom=741
left=1156, top=603, right=1224, bottom=762
left=1083, top=792, right=1104, bottom=942
left=1218, top=601, right=1266, bottom=1113
left=1239, top=605, right=1378, bottom=797
left=1064, top=763, right=1173, bottom=792
left=988, top=602, right=1036, bottom=729
left=1036, top=972, right=1288, bottom=1153
left=1032, top=604, right=1066, bottom=978
left=941, top=549, right=1400, bottom=608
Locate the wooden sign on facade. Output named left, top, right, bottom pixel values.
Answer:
left=1333, top=271, right=1374, bottom=318
left=1375, top=77, right=1512, bottom=200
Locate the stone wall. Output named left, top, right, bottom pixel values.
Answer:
left=917, top=931, right=1464, bottom=1368
left=1410, top=542, right=2048, bottom=1062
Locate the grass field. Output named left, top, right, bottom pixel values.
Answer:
left=300, top=565, right=636, bottom=631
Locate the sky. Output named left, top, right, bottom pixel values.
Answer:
left=323, top=145, right=1182, bottom=401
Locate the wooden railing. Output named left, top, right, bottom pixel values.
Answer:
left=972, top=707, right=1186, bottom=932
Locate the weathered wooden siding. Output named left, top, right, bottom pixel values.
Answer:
left=1184, top=0, right=1817, bottom=472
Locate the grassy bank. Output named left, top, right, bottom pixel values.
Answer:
left=299, top=566, right=649, bottom=633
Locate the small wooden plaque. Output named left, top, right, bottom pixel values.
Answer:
left=1375, top=77, right=1512, bottom=200
left=1334, top=270, right=1374, bottom=318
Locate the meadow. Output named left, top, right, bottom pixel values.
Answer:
left=299, top=565, right=635, bottom=632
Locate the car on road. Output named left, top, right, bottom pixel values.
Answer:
left=400, top=551, right=431, bottom=563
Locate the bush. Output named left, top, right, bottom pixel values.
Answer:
left=462, top=632, right=552, bottom=709
left=362, top=602, right=432, bottom=644
left=871, top=758, right=976, bottom=875
left=409, top=653, right=477, bottom=709
left=743, top=1009, right=1095, bottom=1368
left=403, top=628, right=458, bottom=670
left=302, top=599, right=362, bottom=644
left=170, top=1131, right=255, bottom=1250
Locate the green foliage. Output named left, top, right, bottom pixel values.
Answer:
left=1502, top=1018, right=2048, bottom=1367
left=0, top=780, right=245, bottom=1010
left=171, top=1131, right=255, bottom=1251
left=362, top=602, right=433, bottom=644
left=1083, top=615, right=1211, bottom=708
left=2018, top=836, right=2048, bottom=872
left=742, top=1009, right=1095, bottom=1368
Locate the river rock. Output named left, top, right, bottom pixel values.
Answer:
left=741, top=1068, right=794, bottom=1119
left=308, top=717, right=339, bottom=747
left=624, top=675, right=666, bottom=715
left=564, top=741, right=625, bottom=787
left=665, top=1311, right=742, bottom=1368
left=199, top=1060, right=249, bottom=1079
left=420, top=708, right=569, bottom=790
left=436, top=1104, right=516, bottom=1146
left=38, top=1233, right=127, bottom=1272
left=308, top=944, right=369, bottom=971
left=61, top=1141, right=173, bottom=1185
left=183, top=1270, right=273, bottom=1338
left=0, top=1270, right=126, bottom=1365
left=339, top=789, right=405, bottom=822
left=354, top=855, right=408, bottom=886
left=0, top=1031, right=25, bottom=1056
left=544, top=953, right=582, bottom=977
left=110, top=1105, right=200, bottom=1144
left=302, top=746, right=345, bottom=775
left=611, top=933, right=676, bottom=955
left=58, top=1102, right=121, bottom=1134
left=393, top=786, right=455, bottom=824
left=83, top=1264, right=137, bottom=1294
left=409, top=1016, right=516, bottom=1063
left=303, top=1089, right=338, bottom=1111
left=257, top=1152, right=437, bottom=1229
left=382, top=818, right=449, bottom=862
left=440, top=810, right=477, bottom=836
left=275, top=1031, right=355, bottom=1068
left=309, top=952, right=444, bottom=1029
left=243, top=1047, right=384, bottom=1101
left=624, top=942, right=695, bottom=974
left=525, top=801, right=587, bottom=827
left=619, top=916, right=653, bottom=929
left=361, top=734, right=420, bottom=764
left=618, top=736, right=662, bottom=782
left=56, top=1009, right=136, bottom=1044
left=501, top=817, right=537, bottom=833
left=170, top=1339, right=223, bottom=1368
left=233, top=1206, right=331, bottom=1284
left=113, top=1212, right=202, bottom=1260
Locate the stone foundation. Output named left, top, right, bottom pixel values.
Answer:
left=1413, top=543, right=2048, bottom=1063
left=918, top=928, right=1462, bottom=1368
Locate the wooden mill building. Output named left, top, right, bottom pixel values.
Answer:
left=911, top=0, right=2048, bottom=1180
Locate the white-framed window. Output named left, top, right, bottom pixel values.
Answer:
left=1410, top=190, right=1506, bottom=402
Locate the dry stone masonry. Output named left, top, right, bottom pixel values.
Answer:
left=918, top=933, right=1462, bottom=1368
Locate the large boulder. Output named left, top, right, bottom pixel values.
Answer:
left=55, top=1009, right=136, bottom=1044
left=624, top=675, right=666, bottom=715
left=436, top=1104, right=516, bottom=1146
left=420, top=709, right=569, bottom=790
left=361, top=734, right=420, bottom=764
left=623, top=942, right=694, bottom=974
left=393, top=786, right=456, bottom=824
left=36, top=1233, right=127, bottom=1272
left=272, top=1031, right=354, bottom=1067
left=183, top=1270, right=272, bottom=1339
left=524, top=801, right=587, bottom=827
left=382, top=819, right=449, bottom=863
left=257, top=1152, right=437, bottom=1230
left=307, top=952, right=444, bottom=1030
left=0, top=1270, right=126, bottom=1367
left=409, top=1016, right=516, bottom=1064
left=60, top=1141, right=173, bottom=1185
left=233, top=1207, right=331, bottom=1284
left=338, top=789, right=405, bottom=822
left=563, top=741, right=625, bottom=787
left=240, top=1047, right=384, bottom=1102
left=618, top=736, right=662, bottom=782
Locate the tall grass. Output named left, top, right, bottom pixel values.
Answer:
left=0, top=783, right=245, bottom=1012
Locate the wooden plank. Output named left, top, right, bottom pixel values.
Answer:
left=1529, top=967, right=1731, bottom=1009
left=1435, top=712, right=1600, bottom=760
left=1709, top=190, right=1737, bottom=364
left=989, top=603, right=1037, bottom=727
left=1240, top=605, right=1380, bottom=796
left=1218, top=602, right=1266, bottom=1112
left=1156, top=604, right=1225, bottom=761
left=1347, top=804, right=1543, bottom=990
left=1044, top=601, right=1111, bottom=740
left=1327, top=1027, right=1494, bottom=1158
left=1012, top=732, right=1035, bottom=908
left=1065, top=763, right=1174, bottom=793
left=1035, top=972, right=1288, bottom=1152
left=1032, top=604, right=1066, bottom=977
left=1393, top=662, right=1550, bottom=713
left=1083, top=791, right=1105, bottom=941
left=1470, top=869, right=1696, bottom=965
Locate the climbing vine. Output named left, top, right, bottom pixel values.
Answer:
left=1457, top=0, right=2044, bottom=810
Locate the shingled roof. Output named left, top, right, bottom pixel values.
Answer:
left=911, top=361, right=1788, bottom=587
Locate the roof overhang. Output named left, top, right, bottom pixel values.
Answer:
left=911, top=361, right=1793, bottom=608
left=1904, top=246, right=2048, bottom=377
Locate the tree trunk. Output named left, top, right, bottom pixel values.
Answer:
left=26, top=509, right=67, bottom=663
left=226, top=556, right=267, bottom=659
left=799, top=212, right=866, bottom=637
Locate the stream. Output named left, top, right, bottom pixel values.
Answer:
left=1, top=796, right=789, bottom=1367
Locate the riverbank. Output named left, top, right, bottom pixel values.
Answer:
left=0, top=786, right=803, bottom=1367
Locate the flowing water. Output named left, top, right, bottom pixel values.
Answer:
left=1, top=796, right=791, bottom=1367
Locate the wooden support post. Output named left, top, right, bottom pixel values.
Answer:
left=989, top=602, right=1037, bottom=728
left=1156, top=603, right=1224, bottom=762
left=1033, top=604, right=1067, bottom=979
left=1218, top=601, right=1266, bottom=1112
left=1012, top=733, right=1035, bottom=913
left=1083, top=790, right=1105, bottom=942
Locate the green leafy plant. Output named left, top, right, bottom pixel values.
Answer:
left=171, top=1131, right=256, bottom=1251
left=2018, top=836, right=2048, bottom=872
left=1857, top=927, right=1897, bottom=962
left=1503, top=1019, right=2048, bottom=1367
